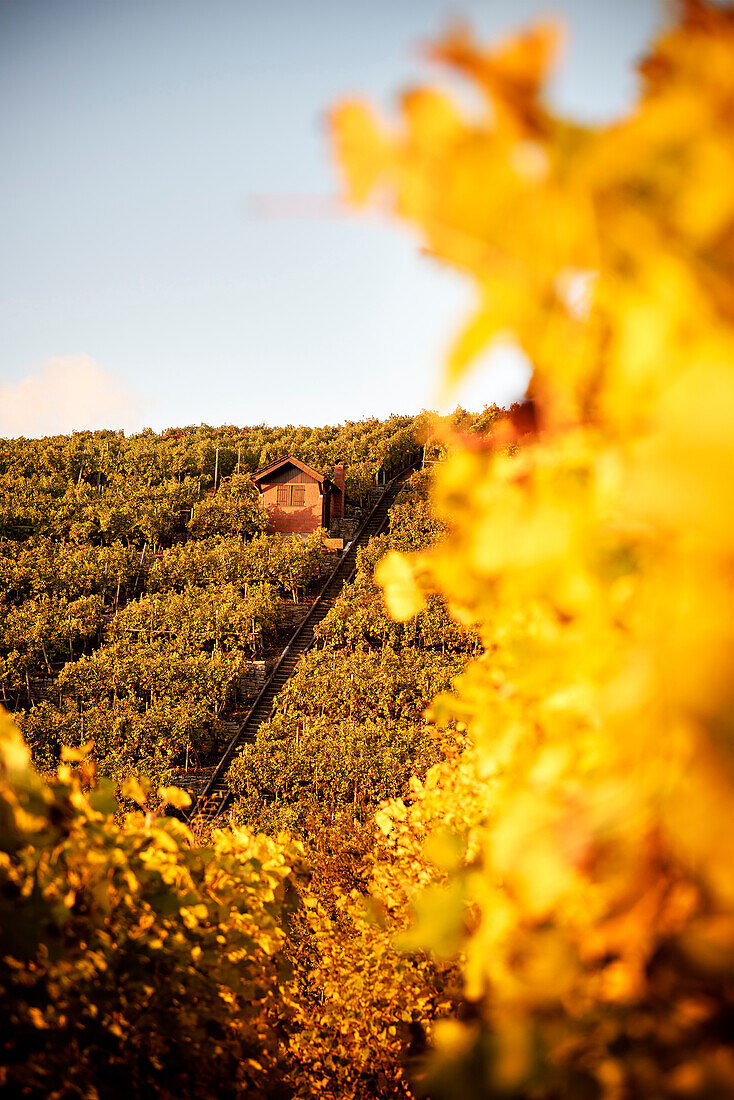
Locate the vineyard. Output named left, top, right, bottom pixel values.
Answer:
left=0, top=416, right=454, bottom=788
left=0, top=412, right=490, bottom=1098
left=3, top=2, right=734, bottom=1097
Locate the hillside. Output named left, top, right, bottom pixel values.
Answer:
left=0, top=410, right=499, bottom=796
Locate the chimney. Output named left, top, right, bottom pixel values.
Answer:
left=332, top=463, right=346, bottom=518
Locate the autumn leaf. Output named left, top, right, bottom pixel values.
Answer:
left=374, top=551, right=425, bottom=621
left=157, top=785, right=192, bottom=810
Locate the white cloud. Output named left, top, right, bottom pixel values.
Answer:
left=0, top=356, right=144, bottom=438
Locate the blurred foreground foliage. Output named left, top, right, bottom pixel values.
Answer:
left=332, top=1, right=734, bottom=1095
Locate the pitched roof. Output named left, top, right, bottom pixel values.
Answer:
left=252, top=455, right=326, bottom=485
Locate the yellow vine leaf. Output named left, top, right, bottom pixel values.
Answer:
left=157, top=786, right=192, bottom=810
left=374, top=550, right=425, bottom=621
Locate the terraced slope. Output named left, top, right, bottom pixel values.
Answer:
left=185, top=465, right=416, bottom=822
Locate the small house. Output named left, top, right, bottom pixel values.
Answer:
left=252, top=456, right=345, bottom=536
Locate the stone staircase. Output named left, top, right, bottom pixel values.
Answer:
left=182, top=464, right=416, bottom=824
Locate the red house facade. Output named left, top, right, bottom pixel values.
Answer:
left=252, top=456, right=345, bottom=536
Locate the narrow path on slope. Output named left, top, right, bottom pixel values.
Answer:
left=185, top=464, right=417, bottom=823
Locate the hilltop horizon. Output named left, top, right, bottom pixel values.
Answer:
left=0, top=402, right=519, bottom=442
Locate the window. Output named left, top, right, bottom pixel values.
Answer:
left=276, top=484, right=305, bottom=507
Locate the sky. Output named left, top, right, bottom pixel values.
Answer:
left=0, top=0, right=663, bottom=436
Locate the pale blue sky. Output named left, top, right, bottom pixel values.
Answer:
left=1, top=0, right=661, bottom=434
